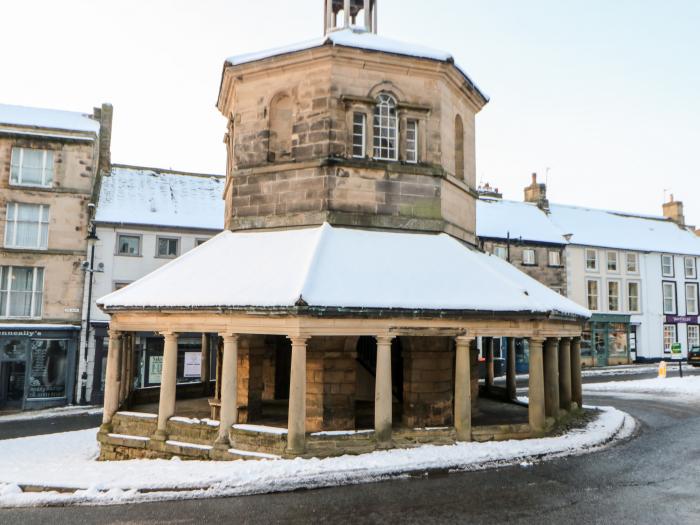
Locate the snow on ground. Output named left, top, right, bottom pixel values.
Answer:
left=0, top=405, right=102, bottom=423
left=0, top=407, right=634, bottom=508
left=584, top=375, right=700, bottom=399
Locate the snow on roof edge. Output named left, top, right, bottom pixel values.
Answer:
left=0, top=103, right=100, bottom=134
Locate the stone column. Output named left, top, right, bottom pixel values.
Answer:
left=118, top=335, right=127, bottom=403
left=558, top=338, right=572, bottom=411
left=544, top=338, right=560, bottom=419
left=571, top=337, right=583, bottom=409
left=153, top=332, right=179, bottom=441
left=216, top=334, right=239, bottom=447
left=375, top=335, right=394, bottom=447
left=454, top=336, right=473, bottom=442
left=528, top=337, right=546, bottom=432
left=287, top=336, right=309, bottom=455
left=100, top=330, right=122, bottom=432
left=201, top=333, right=211, bottom=396
left=506, top=337, right=517, bottom=401
left=484, top=337, right=494, bottom=388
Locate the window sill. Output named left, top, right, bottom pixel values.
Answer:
left=521, top=263, right=538, bottom=267
left=115, top=253, right=142, bottom=258
left=155, top=255, right=179, bottom=260
left=9, top=183, right=53, bottom=190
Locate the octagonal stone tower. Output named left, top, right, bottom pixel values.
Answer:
left=217, top=1, right=489, bottom=243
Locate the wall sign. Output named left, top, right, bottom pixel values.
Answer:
left=184, top=352, right=201, bottom=378
left=665, top=315, right=698, bottom=324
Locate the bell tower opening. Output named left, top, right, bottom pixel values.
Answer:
left=324, top=0, right=377, bottom=35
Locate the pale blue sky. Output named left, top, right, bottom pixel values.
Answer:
left=2, top=1, right=699, bottom=224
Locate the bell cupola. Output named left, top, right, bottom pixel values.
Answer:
left=324, top=0, right=377, bottom=34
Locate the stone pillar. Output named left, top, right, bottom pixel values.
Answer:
left=100, top=330, right=122, bottom=432
left=454, top=336, right=473, bottom=442
left=558, top=338, right=572, bottom=411
left=528, top=337, right=546, bottom=432
left=153, top=332, right=178, bottom=441
left=571, top=337, right=583, bottom=409
left=506, top=337, right=517, bottom=401
left=484, top=337, right=494, bottom=387
left=201, top=333, right=211, bottom=396
left=544, top=338, right=560, bottom=419
left=216, top=334, right=239, bottom=447
left=118, top=335, right=127, bottom=403
left=287, top=336, right=309, bottom=455
left=375, top=335, right=394, bottom=446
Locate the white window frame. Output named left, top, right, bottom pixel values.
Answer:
left=663, top=324, right=677, bottom=354
left=627, top=281, right=641, bottom=313
left=4, top=202, right=50, bottom=250
left=156, top=236, right=180, bottom=259
left=662, top=254, right=674, bottom=277
left=686, top=282, right=699, bottom=316
left=607, top=279, right=621, bottom=312
left=585, top=249, right=598, bottom=271
left=607, top=251, right=618, bottom=272
left=373, top=93, right=398, bottom=161
left=195, top=238, right=210, bottom=247
left=688, top=324, right=700, bottom=351
left=522, top=248, right=536, bottom=266
left=493, top=246, right=507, bottom=260
left=10, top=148, right=54, bottom=188
left=625, top=253, right=639, bottom=274
left=0, top=266, right=44, bottom=319
left=663, top=281, right=677, bottom=315
left=116, top=233, right=142, bottom=257
left=405, top=119, right=418, bottom=164
left=548, top=250, right=562, bottom=267
left=684, top=257, right=697, bottom=279
left=352, top=112, right=366, bottom=159
left=586, top=279, right=600, bottom=311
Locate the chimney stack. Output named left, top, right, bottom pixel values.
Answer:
left=663, top=194, right=685, bottom=226
left=524, top=172, right=549, bottom=211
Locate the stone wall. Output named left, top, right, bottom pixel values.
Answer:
left=237, top=335, right=265, bottom=422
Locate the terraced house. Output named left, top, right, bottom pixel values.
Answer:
left=0, top=103, right=111, bottom=410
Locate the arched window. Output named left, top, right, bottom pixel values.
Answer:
left=455, top=115, right=465, bottom=180
left=373, top=93, right=398, bottom=161
left=269, top=94, right=293, bottom=162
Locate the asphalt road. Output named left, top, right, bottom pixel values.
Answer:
left=2, top=369, right=700, bottom=524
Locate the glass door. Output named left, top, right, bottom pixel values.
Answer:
left=1, top=362, right=26, bottom=409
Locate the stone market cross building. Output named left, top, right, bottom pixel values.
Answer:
left=96, top=1, right=590, bottom=460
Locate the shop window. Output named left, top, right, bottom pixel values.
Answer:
left=454, top=115, right=465, bottom=180
left=493, top=246, right=507, bottom=260
left=352, top=112, right=366, bottom=158
left=607, top=251, right=618, bottom=272
left=608, top=323, right=629, bottom=356
left=585, top=249, right=598, bottom=271
left=663, top=282, right=677, bottom=315
left=548, top=250, right=562, bottom=267
left=663, top=324, right=677, bottom=353
left=625, top=253, right=639, bottom=273
left=117, top=234, right=141, bottom=256
left=156, top=237, right=180, bottom=258
left=143, top=336, right=203, bottom=387
left=405, top=119, right=418, bottom=163
left=373, top=93, right=398, bottom=161
left=586, top=279, right=599, bottom=311
left=4, top=203, right=49, bottom=250
left=685, top=257, right=697, bottom=279
left=662, top=254, right=674, bottom=277
left=686, top=283, right=699, bottom=316
left=627, top=281, right=641, bottom=313
left=27, top=339, right=68, bottom=399
left=688, top=325, right=700, bottom=350
left=10, top=148, right=54, bottom=187
left=607, top=280, right=620, bottom=311
left=268, top=94, right=293, bottom=161
left=522, top=249, right=536, bottom=266
left=0, top=266, right=44, bottom=318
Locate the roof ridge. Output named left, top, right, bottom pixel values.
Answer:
left=297, top=223, right=332, bottom=304
left=111, top=163, right=224, bottom=179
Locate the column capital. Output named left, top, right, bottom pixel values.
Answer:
left=159, top=331, right=179, bottom=339
left=107, top=329, right=122, bottom=340
left=220, top=333, right=240, bottom=344
left=559, top=336, right=572, bottom=344
left=287, top=335, right=310, bottom=347
left=455, top=335, right=475, bottom=346
left=529, top=336, right=546, bottom=346
left=375, top=335, right=395, bottom=346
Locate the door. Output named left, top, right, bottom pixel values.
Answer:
left=595, top=328, right=608, bottom=367
left=0, top=362, right=26, bottom=409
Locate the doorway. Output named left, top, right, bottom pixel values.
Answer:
left=0, top=362, right=26, bottom=409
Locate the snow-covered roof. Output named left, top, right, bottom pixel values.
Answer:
left=477, top=199, right=566, bottom=245
left=98, top=224, right=589, bottom=319
left=0, top=103, right=100, bottom=134
left=226, top=29, right=488, bottom=102
left=95, top=165, right=225, bottom=231
left=548, top=204, right=700, bottom=256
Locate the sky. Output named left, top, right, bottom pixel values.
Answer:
left=1, top=0, right=699, bottom=225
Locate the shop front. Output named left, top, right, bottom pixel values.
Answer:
left=580, top=314, right=631, bottom=367
left=0, top=325, right=79, bottom=411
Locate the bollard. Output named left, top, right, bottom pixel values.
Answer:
left=658, top=361, right=667, bottom=379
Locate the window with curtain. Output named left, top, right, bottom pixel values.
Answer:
left=10, top=148, right=54, bottom=187
left=4, top=203, right=49, bottom=249
left=586, top=249, right=598, bottom=271
left=627, top=281, right=641, bottom=312
left=0, top=266, right=44, bottom=318
left=586, top=279, right=599, bottom=311
left=608, top=280, right=620, bottom=311
left=373, top=93, right=398, bottom=161
left=663, top=282, right=677, bottom=314
left=686, top=283, right=699, bottom=315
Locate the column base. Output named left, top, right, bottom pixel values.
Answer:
left=455, top=429, right=472, bottom=442
left=375, top=440, right=393, bottom=450
left=214, top=436, right=230, bottom=451
left=98, top=423, right=113, bottom=434
left=151, top=429, right=168, bottom=442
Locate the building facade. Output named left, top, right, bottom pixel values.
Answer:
left=0, top=103, right=111, bottom=410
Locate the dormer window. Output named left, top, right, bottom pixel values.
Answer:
left=373, top=93, right=398, bottom=161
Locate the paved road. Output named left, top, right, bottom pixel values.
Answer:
left=0, top=413, right=102, bottom=440
left=2, top=371, right=700, bottom=524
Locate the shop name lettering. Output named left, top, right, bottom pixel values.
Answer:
left=0, top=330, right=42, bottom=337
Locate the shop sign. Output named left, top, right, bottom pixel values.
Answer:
left=0, top=330, right=42, bottom=337
left=184, top=352, right=201, bottom=378
left=149, top=356, right=163, bottom=384
left=671, top=342, right=683, bottom=359
left=665, top=315, right=698, bottom=324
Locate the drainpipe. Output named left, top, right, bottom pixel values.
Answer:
left=78, top=223, right=101, bottom=405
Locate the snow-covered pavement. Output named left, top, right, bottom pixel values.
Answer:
left=0, top=407, right=634, bottom=508
left=0, top=405, right=102, bottom=423
left=584, top=375, right=700, bottom=400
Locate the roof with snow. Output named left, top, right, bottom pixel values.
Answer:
left=0, top=103, right=100, bottom=134
left=95, top=165, right=225, bottom=231
left=98, top=224, right=589, bottom=319
left=476, top=198, right=700, bottom=256
left=226, top=28, right=488, bottom=102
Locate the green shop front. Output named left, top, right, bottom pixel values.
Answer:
left=0, top=325, right=79, bottom=411
left=580, top=314, right=632, bottom=367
